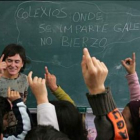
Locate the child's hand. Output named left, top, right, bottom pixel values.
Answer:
left=81, top=48, right=108, bottom=94
left=28, top=71, right=48, bottom=104
left=121, top=53, right=136, bottom=74
left=7, top=87, right=21, bottom=102
left=45, top=67, right=58, bottom=92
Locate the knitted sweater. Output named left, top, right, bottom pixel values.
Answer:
left=86, top=88, right=129, bottom=140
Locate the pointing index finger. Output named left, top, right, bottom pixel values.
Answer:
left=45, top=66, right=49, bottom=74
left=0, top=54, right=4, bottom=62
left=28, top=71, right=33, bottom=84
left=83, top=48, right=94, bottom=71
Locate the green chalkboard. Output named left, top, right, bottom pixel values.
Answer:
left=1, top=1, right=140, bottom=108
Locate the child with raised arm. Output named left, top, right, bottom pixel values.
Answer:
left=27, top=71, right=59, bottom=130
left=81, top=48, right=129, bottom=140
left=0, top=87, right=31, bottom=140
left=121, top=53, right=140, bottom=139
left=121, top=52, right=140, bottom=101
left=27, top=71, right=87, bottom=140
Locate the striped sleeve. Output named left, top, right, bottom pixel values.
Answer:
left=4, top=99, right=31, bottom=140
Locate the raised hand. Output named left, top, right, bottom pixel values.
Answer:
left=121, top=53, right=136, bottom=74
left=0, top=54, right=7, bottom=77
left=45, top=67, right=58, bottom=92
left=81, top=48, right=108, bottom=95
left=28, top=71, right=48, bottom=104
left=7, top=87, right=21, bottom=102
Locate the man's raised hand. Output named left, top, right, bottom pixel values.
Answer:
left=0, top=54, right=7, bottom=77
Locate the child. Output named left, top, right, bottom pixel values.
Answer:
left=82, top=48, right=129, bottom=140
left=25, top=125, right=70, bottom=140
left=0, top=87, right=31, bottom=139
left=28, top=71, right=87, bottom=140
left=122, top=52, right=140, bottom=139
left=27, top=71, right=59, bottom=130
left=121, top=52, right=140, bottom=101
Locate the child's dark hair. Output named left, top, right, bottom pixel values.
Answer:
left=25, top=125, right=70, bottom=140
left=50, top=100, right=88, bottom=140
left=0, top=96, right=11, bottom=117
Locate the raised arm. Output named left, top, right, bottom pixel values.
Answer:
left=81, top=48, right=129, bottom=140
left=6, top=87, right=31, bottom=140
left=45, top=67, right=75, bottom=105
left=121, top=53, right=140, bottom=101
left=28, top=71, right=59, bottom=130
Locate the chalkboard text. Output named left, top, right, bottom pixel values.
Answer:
left=16, top=6, right=67, bottom=19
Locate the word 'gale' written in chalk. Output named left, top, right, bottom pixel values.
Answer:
left=114, top=22, right=140, bottom=32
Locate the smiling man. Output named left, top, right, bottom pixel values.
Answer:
left=0, top=43, right=30, bottom=136
left=0, top=44, right=29, bottom=100
left=4, top=54, right=24, bottom=78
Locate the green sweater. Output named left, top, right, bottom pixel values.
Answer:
left=53, top=86, right=75, bottom=106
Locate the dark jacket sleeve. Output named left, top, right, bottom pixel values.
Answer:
left=86, top=87, right=129, bottom=140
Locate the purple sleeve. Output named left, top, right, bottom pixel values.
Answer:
left=126, top=72, right=140, bottom=101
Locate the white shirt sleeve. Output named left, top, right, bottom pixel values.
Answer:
left=37, top=102, right=59, bottom=131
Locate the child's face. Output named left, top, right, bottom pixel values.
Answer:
left=3, top=113, right=8, bottom=130
left=122, top=106, right=136, bottom=139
